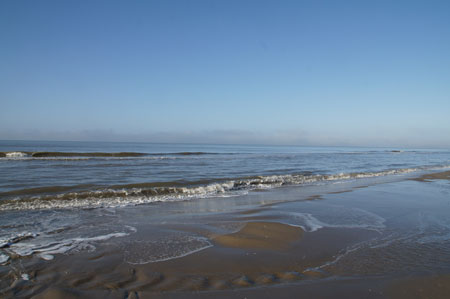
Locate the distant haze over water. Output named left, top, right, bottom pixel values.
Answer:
left=1, top=1, right=450, bottom=149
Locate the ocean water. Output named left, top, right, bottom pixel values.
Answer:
left=1, top=140, right=450, bottom=267
left=1, top=140, right=449, bottom=210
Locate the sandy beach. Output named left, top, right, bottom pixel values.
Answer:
left=3, top=0, right=450, bottom=296
left=0, top=170, right=449, bottom=298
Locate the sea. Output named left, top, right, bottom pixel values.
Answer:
left=1, top=140, right=450, bottom=265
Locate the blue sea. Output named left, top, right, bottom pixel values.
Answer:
left=1, top=140, right=450, bottom=267
left=1, top=140, right=449, bottom=210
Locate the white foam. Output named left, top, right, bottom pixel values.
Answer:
left=5, top=152, right=29, bottom=158
left=2, top=165, right=449, bottom=211
left=38, top=253, right=54, bottom=260
left=73, top=232, right=129, bottom=242
left=125, top=225, right=137, bottom=233
left=0, top=232, right=39, bottom=248
left=285, top=213, right=325, bottom=232
left=5, top=226, right=137, bottom=261
left=276, top=206, right=385, bottom=233
left=0, top=252, right=9, bottom=264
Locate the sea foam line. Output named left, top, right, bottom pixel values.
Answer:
left=1, top=165, right=449, bottom=211
left=0, top=227, right=136, bottom=264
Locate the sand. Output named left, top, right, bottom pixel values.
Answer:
left=412, top=170, right=450, bottom=182
left=1, top=224, right=373, bottom=297
left=213, top=221, right=303, bottom=250
left=387, top=274, right=450, bottom=299
left=2, top=171, right=450, bottom=298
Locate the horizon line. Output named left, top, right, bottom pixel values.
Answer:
left=1, top=138, right=448, bottom=151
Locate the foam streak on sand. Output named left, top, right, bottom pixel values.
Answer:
left=0, top=228, right=135, bottom=264
left=124, top=236, right=213, bottom=264
left=286, top=208, right=386, bottom=233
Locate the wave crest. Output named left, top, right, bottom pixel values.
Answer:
left=2, top=166, right=447, bottom=211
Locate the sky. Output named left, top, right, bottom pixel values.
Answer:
left=1, top=0, right=449, bottom=148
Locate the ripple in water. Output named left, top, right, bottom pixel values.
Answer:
left=122, top=234, right=212, bottom=264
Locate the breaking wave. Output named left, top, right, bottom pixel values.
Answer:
left=1, top=165, right=448, bottom=211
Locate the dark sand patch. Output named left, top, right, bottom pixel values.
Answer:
left=328, top=190, right=353, bottom=194
left=412, top=170, right=450, bottom=182
left=387, top=274, right=450, bottom=299
left=237, top=208, right=268, bottom=215
left=306, top=194, right=323, bottom=200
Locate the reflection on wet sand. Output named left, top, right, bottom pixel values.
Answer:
left=1, top=171, right=450, bottom=298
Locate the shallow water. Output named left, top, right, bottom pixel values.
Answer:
left=1, top=141, right=450, bottom=297
left=1, top=140, right=449, bottom=209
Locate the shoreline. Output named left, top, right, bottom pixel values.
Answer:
left=1, top=171, right=450, bottom=298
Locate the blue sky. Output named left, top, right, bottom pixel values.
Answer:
left=1, top=0, right=449, bottom=147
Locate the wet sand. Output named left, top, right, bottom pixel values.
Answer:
left=2, top=171, right=450, bottom=298
left=411, top=170, right=450, bottom=181
left=213, top=221, right=303, bottom=250
left=388, top=274, right=450, bottom=299
left=4, top=226, right=375, bottom=298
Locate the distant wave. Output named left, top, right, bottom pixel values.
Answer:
left=1, top=150, right=447, bottom=159
left=160, top=152, right=221, bottom=156
left=2, top=165, right=448, bottom=211
left=0, top=151, right=224, bottom=159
